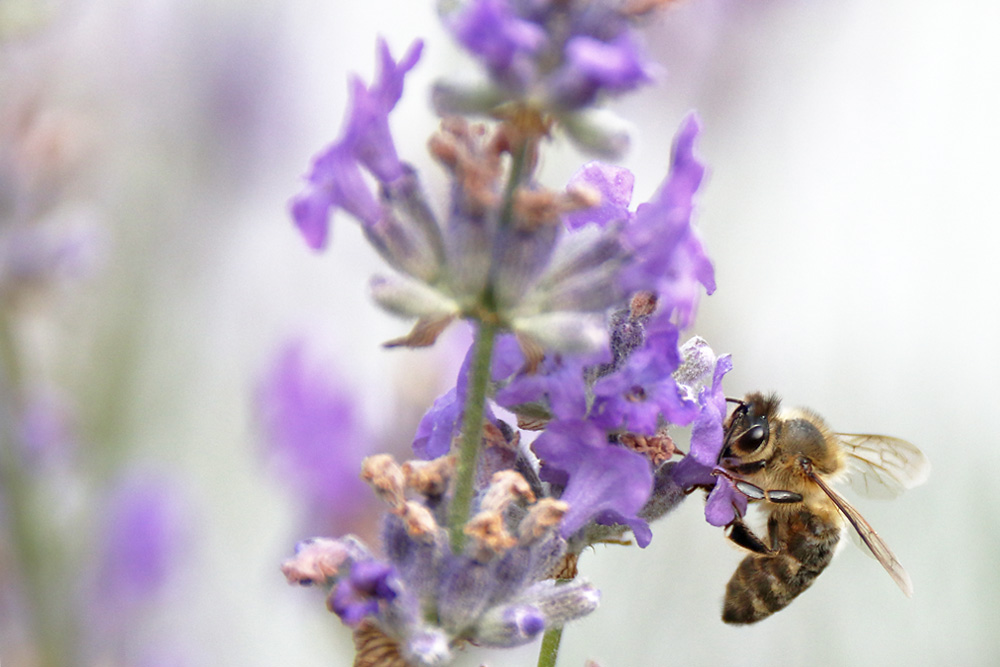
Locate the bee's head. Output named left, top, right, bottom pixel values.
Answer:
left=720, top=392, right=781, bottom=465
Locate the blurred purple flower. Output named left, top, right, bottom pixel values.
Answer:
left=0, top=216, right=106, bottom=295
left=450, top=0, right=545, bottom=85
left=443, top=0, right=652, bottom=111
left=532, top=419, right=653, bottom=547
left=258, top=341, right=371, bottom=524
left=14, top=387, right=77, bottom=466
left=97, top=472, right=188, bottom=605
left=290, top=38, right=423, bottom=250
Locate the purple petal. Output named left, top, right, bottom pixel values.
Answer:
left=563, top=162, right=635, bottom=230
left=450, top=0, right=546, bottom=73
left=412, top=386, right=462, bottom=459
left=550, top=34, right=652, bottom=107
left=289, top=39, right=422, bottom=250
left=704, top=477, right=747, bottom=527
left=533, top=420, right=653, bottom=547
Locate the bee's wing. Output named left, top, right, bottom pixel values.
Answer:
left=807, top=470, right=914, bottom=597
left=837, top=433, right=930, bottom=500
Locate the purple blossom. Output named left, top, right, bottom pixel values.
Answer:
left=258, top=341, right=371, bottom=526
left=442, top=0, right=652, bottom=111
left=330, top=560, right=399, bottom=626
left=589, top=328, right=699, bottom=434
left=671, top=352, right=744, bottom=526
left=283, top=464, right=599, bottom=657
left=620, top=113, right=716, bottom=328
left=493, top=343, right=603, bottom=422
left=449, top=0, right=545, bottom=88
left=549, top=33, right=652, bottom=108
left=14, top=387, right=77, bottom=466
left=411, top=333, right=519, bottom=459
left=532, top=419, right=653, bottom=547
left=290, top=38, right=423, bottom=250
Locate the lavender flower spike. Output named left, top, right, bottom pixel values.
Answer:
left=283, top=456, right=601, bottom=663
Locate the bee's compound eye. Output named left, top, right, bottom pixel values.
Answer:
left=737, top=418, right=768, bottom=453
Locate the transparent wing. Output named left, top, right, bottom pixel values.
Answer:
left=837, top=433, right=930, bottom=499
left=808, top=470, right=913, bottom=597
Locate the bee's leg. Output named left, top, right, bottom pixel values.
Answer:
left=726, top=515, right=777, bottom=556
left=764, top=489, right=803, bottom=504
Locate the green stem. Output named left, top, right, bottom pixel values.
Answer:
left=447, top=319, right=498, bottom=552
left=536, top=626, right=564, bottom=667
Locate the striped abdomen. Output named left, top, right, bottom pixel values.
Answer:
left=722, top=508, right=841, bottom=624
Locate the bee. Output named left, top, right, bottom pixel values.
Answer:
left=712, top=392, right=930, bottom=624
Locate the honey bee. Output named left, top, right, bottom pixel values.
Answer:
left=712, top=392, right=930, bottom=624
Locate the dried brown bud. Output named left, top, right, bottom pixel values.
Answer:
left=481, top=421, right=519, bottom=452
left=518, top=498, right=569, bottom=545
left=514, top=333, right=546, bottom=375
left=464, top=510, right=517, bottom=560
left=551, top=551, right=579, bottom=581
left=280, top=538, right=350, bottom=586
left=361, top=454, right=406, bottom=509
left=629, top=291, right=658, bottom=319
left=397, top=500, right=439, bottom=543
left=480, top=470, right=535, bottom=514
left=402, top=455, right=457, bottom=498
left=383, top=314, right=456, bottom=349
left=618, top=431, right=677, bottom=465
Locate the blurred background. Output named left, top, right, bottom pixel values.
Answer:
left=1, top=0, right=997, bottom=665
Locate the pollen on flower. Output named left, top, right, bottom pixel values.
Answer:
left=618, top=431, right=677, bottom=466
left=402, top=455, right=457, bottom=499
left=629, top=291, right=658, bottom=319
left=361, top=454, right=406, bottom=509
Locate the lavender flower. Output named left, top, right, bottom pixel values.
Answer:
left=436, top=0, right=657, bottom=156
left=285, top=4, right=734, bottom=664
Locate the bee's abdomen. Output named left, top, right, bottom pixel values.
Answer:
left=722, top=510, right=841, bottom=624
